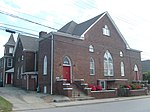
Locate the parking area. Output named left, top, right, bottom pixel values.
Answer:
left=0, top=86, right=55, bottom=111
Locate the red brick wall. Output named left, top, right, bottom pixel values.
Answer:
left=90, top=90, right=117, bottom=99
left=38, top=14, right=142, bottom=94
left=38, top=37, right=52, bottom=93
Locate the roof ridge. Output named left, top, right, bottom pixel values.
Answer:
left=4, top=34, right=16, bottom=46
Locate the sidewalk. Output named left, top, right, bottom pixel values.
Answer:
left=52, top=95, right=150, bottom=107
left=1, top=86, right=150, bottom=111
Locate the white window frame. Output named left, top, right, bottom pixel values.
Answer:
left=43, top=56, right=47, bottom=75
left=90, top=57, right=95, bottom=75
left=134, top=64, right=139, bottom=80
left=17, top=67, right=20, bottom=79
left=99, top=80, right=106, bottom=90
left=121, top=61, right=125, bottom=76
left=7, top=58, right=12, bottom=67
left=102, top=25, right=110, bottom=36
left=63, top=56, right=71, bottom=66
left=21, top=55, right=24, bottom=61
left=0, top=72, right=2, bottom=81
left=9, top=47, right=13, bottom=54
left=21, top=66, right=23, bottom=79
left=120, top=51, right=123, bottom=57
left=89, top=45, right=94, bottom=52
left=104, top=50, right=114, bottom=76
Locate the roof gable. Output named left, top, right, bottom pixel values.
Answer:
left=19, top=34, right=39, bottom=51
left=13, top=34, right=39, bottom=55
left=73, top=13, right=105, bottom=36
left=58, top=12, right=105, bottom=37
left=58, top=11, right=130, bottom=48
left=4, top=34, right=16, bottom=46
left=59, top=21, right=77, bottom=34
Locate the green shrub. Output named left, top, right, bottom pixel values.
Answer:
left=130, top=84, right=137, bottom=90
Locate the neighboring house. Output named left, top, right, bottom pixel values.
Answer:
left=38, top=11, right=142, bottom=94
left=0, top=34, right=15, bottom=86
left=13, top=34, right=39, bottom=91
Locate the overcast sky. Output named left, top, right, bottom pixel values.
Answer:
left=0, top=0, right=150, bottom=60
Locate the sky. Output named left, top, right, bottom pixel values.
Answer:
left=0, top=0, right=150, bottom=60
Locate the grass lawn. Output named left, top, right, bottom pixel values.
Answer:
left=0, top=96, right=12, bottom=112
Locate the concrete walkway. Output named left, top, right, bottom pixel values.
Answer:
left=0, top=86, right=150, bottom=111
left=0, top=87, right=55, bottom=111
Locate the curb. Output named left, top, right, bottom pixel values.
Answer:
left=52, top=95, right=150, bottom=107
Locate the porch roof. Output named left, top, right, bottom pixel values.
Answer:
left=21, top=71, right=38, bottom=75
left=5, top=68, right=14, bottom=73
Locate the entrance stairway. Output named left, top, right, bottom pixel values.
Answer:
left=71, top=84, right=94, bottom=101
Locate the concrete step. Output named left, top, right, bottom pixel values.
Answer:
left=71, top=84, right=94, bottom=101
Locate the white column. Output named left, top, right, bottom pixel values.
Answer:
left=11, top=73, right=13, bottom=84
left=5, top=73, right=7, bottom=84
left=27, top=75, right=29, bottom=90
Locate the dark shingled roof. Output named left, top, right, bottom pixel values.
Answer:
left=18, top=34, right=39, bottom=51
left=5, top=34, right=16, bottom=46
left=58, top=12, right=105, bottom=36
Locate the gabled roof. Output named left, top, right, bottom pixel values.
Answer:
left=73, top=13, right=105, bottom=36
left=18, top=34, right=39, bottom=51
left=4, top=34, right=16, bottom=46
left=58, top=12, right=105, bottom=36
left=58, top=11, right=130, bottom=49
left=13, top=34, right=38, bottom=55
left=59, top=21, right=77, bottom=34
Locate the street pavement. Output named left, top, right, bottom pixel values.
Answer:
left=0, top=86, right=150, bottom=111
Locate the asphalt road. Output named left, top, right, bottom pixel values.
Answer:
left=19, top=97, right=150, bottom=112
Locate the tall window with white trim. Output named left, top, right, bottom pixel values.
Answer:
left=43, top=56, right=47, bottom=75
left=90, top=57, right=95, bottom=75
left=104, top=50, right=114, bottom=76
left=7, top=58, right=12, bottom=67
left=121, top=61, right=125, bottom=76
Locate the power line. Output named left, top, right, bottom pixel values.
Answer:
left=0, top=5, right=64, bottom=27
left=0, top=10, right=58, bottom=31
left=0, top=23, right=39, bottom=33
left=0, top=26, right=38, bottom=37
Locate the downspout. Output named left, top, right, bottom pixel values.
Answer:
left=34, top=51, right=37, bottom=72
left=34, top=51, right=37, bottom=87
left=50, top=33, right=54, bottom=95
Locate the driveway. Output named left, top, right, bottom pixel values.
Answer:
left=0, top=86, right=55, bottom=111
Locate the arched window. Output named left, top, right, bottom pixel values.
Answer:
left=90, top=57, right=95, bottom=75
left=102, top=25, right=110, bottom=36
left=43, top=56, right=47, bottom=75
left=104, top=50, right=114, bottom=76
left=134, top=64, right=139, bottom=80
left=89, top=45, right=94, bottom=52
left=63, top=56, right=71, bottom=66
left=121, top=61, right=125, bottom=76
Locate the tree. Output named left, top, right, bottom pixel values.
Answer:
left=143, top=71, right=150, bottom=84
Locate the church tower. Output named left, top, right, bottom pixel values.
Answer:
left=3, top=34, right=15, bottom=85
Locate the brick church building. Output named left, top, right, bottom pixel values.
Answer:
left=38, top=12, right=142, bottom=94
left=0, top=12, right=142, bottom=96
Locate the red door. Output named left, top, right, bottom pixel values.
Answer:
left=7, top=74, right=11, bottom=84
left=63, top=66, right=71, bottom=82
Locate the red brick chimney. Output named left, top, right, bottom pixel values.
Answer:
left=39, top=31, right=47, bottom=38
